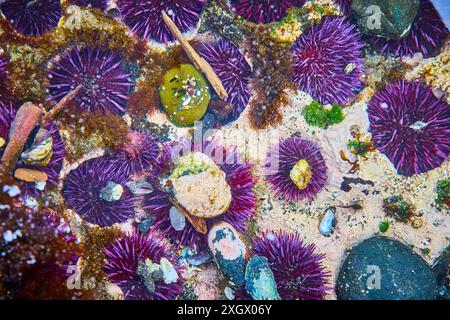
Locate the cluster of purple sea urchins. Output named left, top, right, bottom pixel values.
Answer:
left=104, top=231, right=184, bottom=300
left=68, top=0, right=109, bottom=11
left=292, top=17, right=365, bottom=105
left=0, top=0, right=62, bottom=37
left=116, top=0, right=205, bottom=43
left=0, top=96, right=65, bottom=197
left=367, top=81, right=450, bottom=176
left=144, top=140, right=257, bottom=251
left=198, top=39, right=252, bottom=122
left=229, top=0, right=305, bottom=24
left=108, top=130, right=161, bottom=177
left=47, top=46, right=134, bottom=115
left=369, top=0, right=449, bottom=58
left=249, top=231, right=330, bottom=300
left=265, top=136, right=327, bottom=202
left=62, top=157, right=137, bottom=227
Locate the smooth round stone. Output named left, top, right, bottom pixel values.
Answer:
left=351, top=0, right=420, bottom=39
left=245, top=255, right=280, bottom=300
left=319, top=207, right=336, bottom=237
left=208, top=222, right=248, bottom=286
left=160, top=64, right=210, bottom=127
left=171, top=152, right=231, bottom=218
left=336, top=236, right=438, bottom=300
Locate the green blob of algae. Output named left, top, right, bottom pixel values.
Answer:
left=435, top=179, right=450, bottom=212
left=301, top=100, right=344, bottom=128
left=379, top=220, right=390, bottom=233
left=160, top=64, right=210, bottom=127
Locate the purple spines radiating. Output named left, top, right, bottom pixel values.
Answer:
left=62, top=157, right=137, bottom=227
left=0, top=97, right=65, bottom=197
left=292, top=17, right=364, bottom=105
left=104, top=232, right=184, bottom=300
left=47, top=46, right=134, bottom=114
left=229, top=0, right=305, bottom=24
left=68, top=0, right=109, bottom=11
left=0, top=56, right=7, bottom=82
left=265, top=136, right=327, bottom=202
left=367, top=81, right=450, bottom=176
left=369, top=0, right=449, bottom=58
left=144, top=140, right=257, bottom=250
left=198, top=39, right=252, bottom=122
left=116, top=0, right=205, bottom=43
left=251, top=231, right=330, bottom=300
left=109, top=130, right=161, bottom=177
left=0, top=0, right=62, bottom=36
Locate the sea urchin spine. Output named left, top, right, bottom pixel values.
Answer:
left=0, top=0, right=62, bottom=37
left=292, top=17, right=364, bottom=105
left=367, top=80, right=450, bottom=176
left=116, top=0, right=205, bottom=43
left=47, top=46, right=134, bottom=115
left=229, top=0, right=305, bottom=24
left=104, top=232, right=184, bottom=300
left=265, top=136, right=327, bottom=202
left=250, top=231, right=330, bottom=300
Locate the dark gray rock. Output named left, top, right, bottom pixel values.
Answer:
left=432, top=245, right=449, bottom=300
left=336, top=236, right=438, bottom=300
left=351, top=0, right=420, bottom=39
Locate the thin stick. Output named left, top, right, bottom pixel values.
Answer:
left=162, top=10, right=228, bottom=100
left=41, top=84, right=82, bottom=125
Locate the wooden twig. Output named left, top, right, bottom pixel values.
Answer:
left=14, top=168, right=48, bottom=183
left=162, top=10, right=228, bottom=100
left=41, top=84, right=82, bottom=126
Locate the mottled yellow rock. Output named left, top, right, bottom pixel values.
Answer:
left=290, top=159, right=313, bottom=190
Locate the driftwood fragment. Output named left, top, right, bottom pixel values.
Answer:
left=162, top=10, right=228, bottom=100
left=0, top=86, right=81, bottom=178
left=14, top=168, right=48, bottom=183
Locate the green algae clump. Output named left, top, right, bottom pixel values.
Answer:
left=379, top=220, right=390, bottom=233
left=302, top=100, right=344, bottom=128
left=160, top=64, right=211, bottom=127
left=435, top=179, right=450, bottom=212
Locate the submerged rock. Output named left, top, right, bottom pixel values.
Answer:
left=245, top=256, right=280, bottom=300
left=208, top=222, right=248, bottom=286
left=169, top=206, right=186, bottom=231
left=351, top=0, right=420, bottom=39
left=432, top=245, right=450, bottom=300
left=319, top=207, right=336, bottom=237
left=126, top=180, right=154, bottom=195
left=99, top=181, right=124, bottom=202
left=336, top=236, right=438, bottom=300
left=160, top=258, right=179, bottom=284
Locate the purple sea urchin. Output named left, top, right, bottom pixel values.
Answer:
left=250, top=231, right=330, bottom=300
left=62, top=157, right=137, bottom=227
left=367, top=81, right=450, bottom=176
left=229, top=0, right=305, bottom=24
left=369, top=0, right=449, bottom=58
left=68, top=0, right=109, bottom=10
left=0, top=0, right=62, bottom=37
left=0, top=96, right=65, bottom=197
left=144, top=140, right=256, bottom=250
left=265, top=136, right=327, bottom=202
left=292, top=17, right=364, bottom=105
left=198, top=39, right=252, bottom=122
left=47, top=46, right=134, bottom=115
left=116, top=0, right=205, bottom=43
left=104, top=232, right=184, bottom=300
left=109, top=130, right=161, bottom=177
left=0, top=56, right=7, bottom=81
